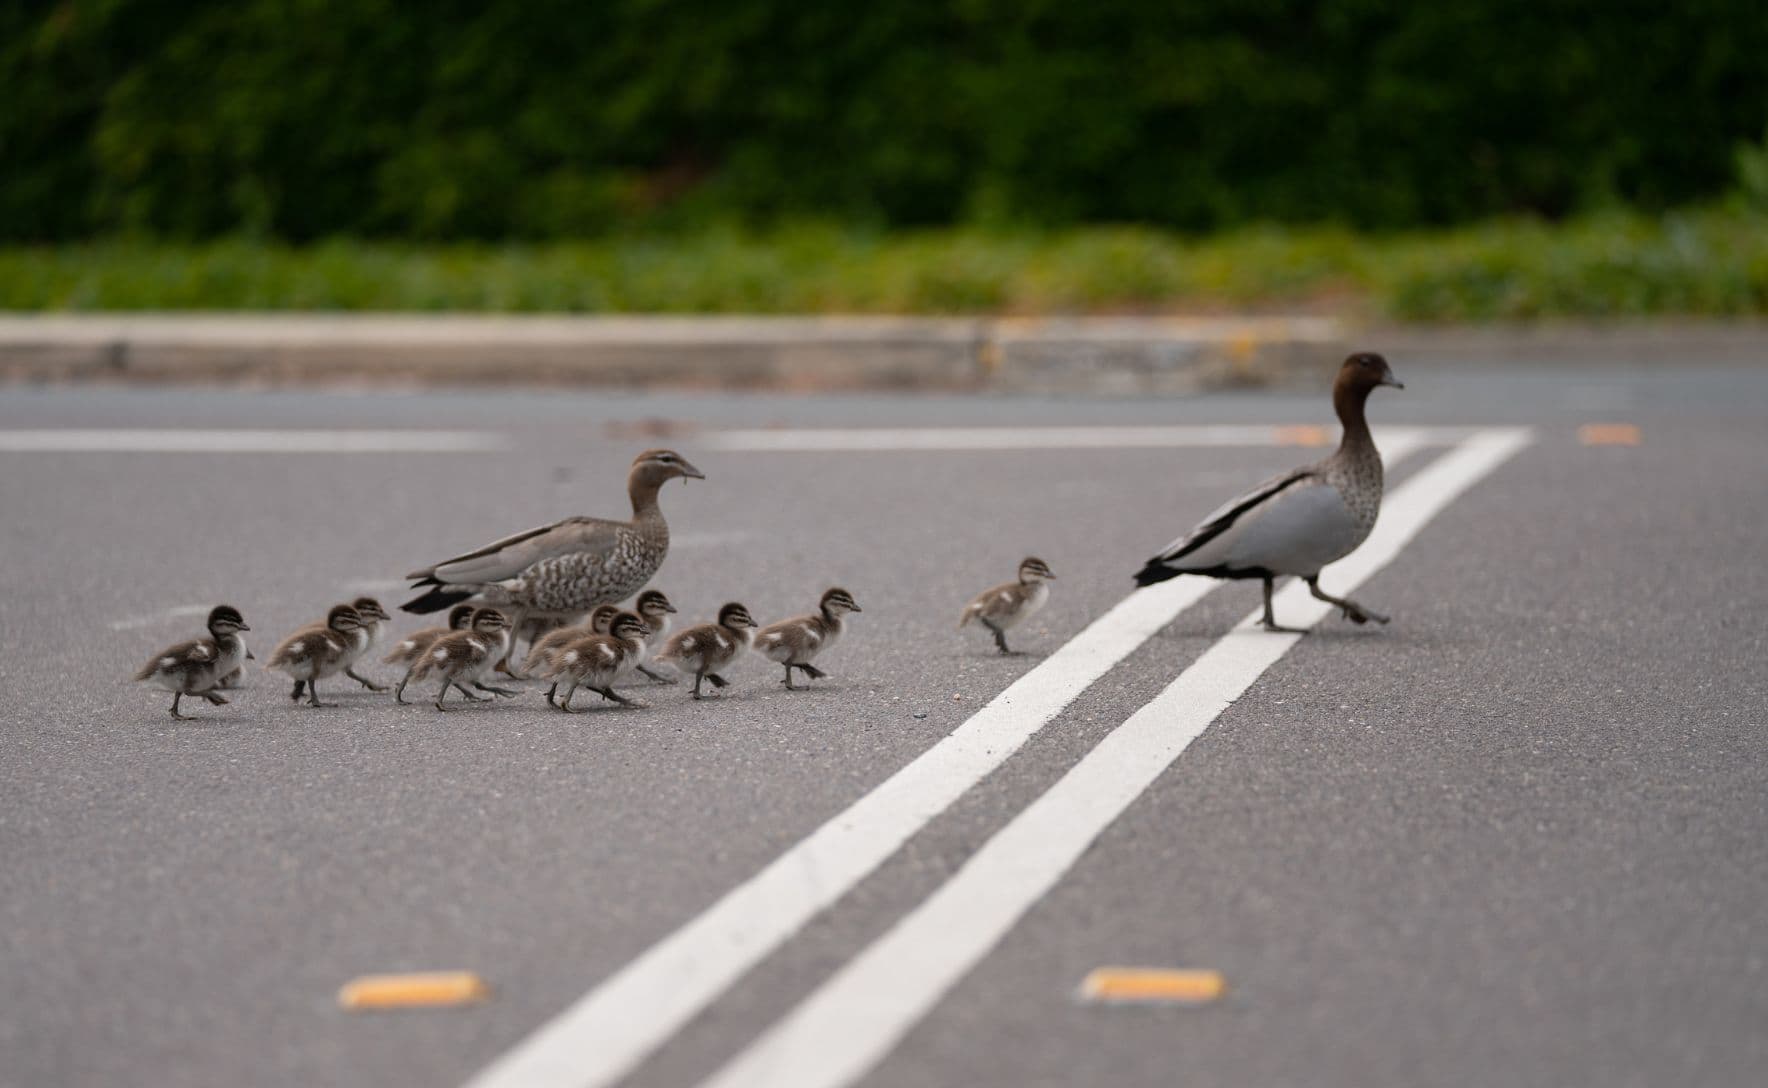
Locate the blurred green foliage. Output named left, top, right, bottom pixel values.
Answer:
left=5, top=208, right=1767, bottom=319
left=5, top=1, right=1767, bottom=241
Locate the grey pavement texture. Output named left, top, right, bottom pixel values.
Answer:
left=2, top=360, right=1766, bottom=1088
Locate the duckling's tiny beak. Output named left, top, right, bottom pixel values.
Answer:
left=246, top=649, right=257, bottom=659
left=849, top=604, right=864, bottom=613
left=238, top=622, right=252, bottom=631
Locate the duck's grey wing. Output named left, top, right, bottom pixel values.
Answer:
left=1207, top=476, right=1361, bottom=577
left=407, top=516, right=623, bottom=585
left=1147, top=468, right=1315, bottom=567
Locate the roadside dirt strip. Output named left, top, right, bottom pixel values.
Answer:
left=466, top=428, right=1531, bottom=1088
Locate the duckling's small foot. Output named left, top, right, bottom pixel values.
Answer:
left=496, top=658, right=531, bottom=681
left=203, top=692, right=229, bottom=705
left=169, top=693, right=188, bottom=719
left=797, top=664, right=828, bottom=680
left=706, top=673, right=730, bottom=689
left=637, top=665, right=677, bottom=685
left=474, top=682, right=519, bottom=697
left=289, top=680, right=306, bottom=702
left=346, top=668, right=388, bottom=692
left=597, top=686, right=635, bottom=707
left=780, top=667, right=796, bottom=690
left=394, top=680, right=411, bottom=705
left=988, top=627, right=1012, bottom=655
left=544, top=682, right=559, bottom=707
left=452, top=683, right=490, bottom=702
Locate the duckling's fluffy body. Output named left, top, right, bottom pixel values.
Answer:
left=409, top=609, right=515, bottom=710
left=267, top=605, right=365, bottom=706
left=657, top=602, right=756, bottom=699
left=384, top=604, right=475, bottom=703
left=134, top=605, right=252, bottom=718
left=960, top=558, right=1056, bottom=655
left=524, top=603, right=622, bottom=677
left=544, top=611, right=651, bottom=710
left=753, top=588, right=861, bottom=689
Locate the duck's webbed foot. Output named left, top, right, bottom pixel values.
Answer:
left=1306, top=577, right=1390, bottom=625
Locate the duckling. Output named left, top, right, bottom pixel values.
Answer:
left=408, top=608, right=517, bottom=711
left=656, top=602, right=757, bottom=699
left=133, top=605, right=252, bottom=719
left=545, top=610, right=652, bottom=711
left=959, top=557, right=1056, bottom=655
left=382, top=603, right=475, bottom=703
left=344, top=597, right=392, bottom=691
left=524, top=603, right=622, bottom=678
left=754, top=587, right=862, bottom=690
left=267, top=604, right=365, bottom=707
left=632, top=588, right=679, bottom=684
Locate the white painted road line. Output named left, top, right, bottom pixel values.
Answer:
left=698, top=428, right=1534, bottom=1088
left=0, top=429, right=507, bottom=453
left=705, top=425, right=1448, bottom=452
left=463, top=435, right=1431, bottom=1088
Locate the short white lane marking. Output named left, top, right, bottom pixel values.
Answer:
left=704, top=425, right=1447, bottom=452
left=463, top=435, right=1431, bottom=1088
left=698, top=428, right=1533, bottom=1088
left=0, top=429, right=506, bottom=453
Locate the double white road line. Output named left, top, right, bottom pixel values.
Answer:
left=467, top=427, right=1532, bottom=1088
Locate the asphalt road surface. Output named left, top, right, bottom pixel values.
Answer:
left=4, top=357, right=1766, bottom=1088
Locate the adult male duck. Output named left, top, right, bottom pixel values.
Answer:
left=1134, top=352, right=1403, bottom=631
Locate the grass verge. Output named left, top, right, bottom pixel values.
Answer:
left=2, top=208, right=1766, bottom=320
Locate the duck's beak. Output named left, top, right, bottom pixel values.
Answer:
left=678, top=458, right=706, bottom=481
left=1380, top=368, right=1405, bottom=389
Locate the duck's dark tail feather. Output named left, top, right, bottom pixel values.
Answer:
left=402, top=585, right=475, bottom=615
left=1133, top=558, right=1183, bottom=587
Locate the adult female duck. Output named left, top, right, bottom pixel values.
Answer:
left=400, top=449, right=703, bottom=665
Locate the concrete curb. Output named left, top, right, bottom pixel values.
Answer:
left=6, top=314, right=1762, bottom=393
left=0, top=314, right=1344, bottom=393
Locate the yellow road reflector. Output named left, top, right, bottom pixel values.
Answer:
left=1078, top=967, right=1225, bottom=1005
left=338, top=971, right=490, bottom=1011
left=1578, top=423, right=1641, bottom=446
left=1274, top=425, right=1333, bottom=447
